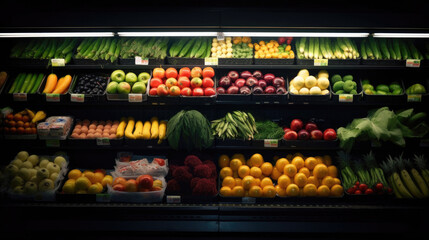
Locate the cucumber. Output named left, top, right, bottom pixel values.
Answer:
left=18, top=73, right=34, bottom=93
left=408, top=112, right=427, bottom=127
left=407, top=40, right=422, bottom=60
left=386, top=39, right=397, bottom=60
left=392, top=39, right=402, bottom=60
left=55, top=38, right=71, bottom=58
left=189, top=37, right=203, bottom=58
left=14, top=73, right=29, bottom=93
left=47, top=40, right=58, bottom=59
left=90, top=38, right=102, bottom=54
left=77, top=38, right=89, bottom=52
left=8, top=73, right=25, bottom=94
left=30, top=73, right=45, bottom=94
left=171, top=38, right=188, bottom=57
left=204, top=38, right=211, bottom=58
left=33, top=38, right=49, bottom=59
left=108, top=38, right=118, bottom=56
left=41, top=39, right=53, bottom=59
left=77, top=38, right=92, bottom=57
left=62, top=38, right=78, bottom=55
left=360, top=39, right=368, bottom=60
left=399, top=39, right=409, bottom=59
left=368, top=37, right=381, bottom=59
left=65, top=51, right=73, bottom=64
left=314, top=37, right=320, bottom=59
left=80, top=39, right=96, bottom=58
left=178, top=38, right=197, bottom=58
left=379, top=38, right=390, bottom=59
left=24, top=72, right=38, bottom=93
left=93, top=38, right=107, bottom=59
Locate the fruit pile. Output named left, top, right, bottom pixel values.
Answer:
left=219, top=153, right=277, bottom=198
left=282, top=119, right=337, bottom=141
left=210, top=37, right=253, bottom=59
left=2, top=109, right=46, bottom=135
left=62, top=169, right=113, bottom=194
left=166, top=155, right=217, bottom=196
left=4, top=151, right=67, bottom=195
left=289, top=69, right=330, bottom=95
left=119, top=37, right=168, bottom=60
left=297, top=37, right=359, bottom=60
left=117, top=116, right=167, bottom=143
left=111, top=175, right=163, bottom=192
left=71, top=74, right=108, bottom=95
left=70, top=119, right=120, bottom=139
left=169, top=37, right=211, bottom=58
left=107, top=70, right=149, bottom=94
left=74, top=37, right=120, bottom=63
left=42, top=73, right=73, bottom=94
left=362, top=79, right=403, bottom=95
left=254, top=38, right=295, bottom=59
left=217, top=70, right=286, bottom=95
left=8, top=72, right=45, bottom=94
left=210, top=37, right=233, bottom=58
left=149, top=67, right=215, bottom=97
left=331, top=74, right=358, bottom=95
left=406, top=83, right=427, bottom=94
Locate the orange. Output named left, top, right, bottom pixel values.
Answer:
left=294, top=173, right=308, bottom=188
left=321, top=176, right=336, bottom=188
left=275, top=185, right=287, bottom=197
left=277, top=175, right=291, bottom=188
left=303, top=184, right=318, bottom=196
left=333, top=177, right=341, bottom=185
left=218, top=154, right=230, bottom=168
left=232, top=186, right=245, bottom=197
left=291, top=156, right=305, bottom=169
left=314, top=156, right=324, bottom=165
left=330, top=184, right=344, bottom=197
left=286, top=154, right=293, bottom=161
left=270, top=167, right=282, bottom=181
left=286, top=183, right=300, bottom=197
left=275, top=158, right=289, bottom=173
left=260, top=177, right=273, bottom=188
left=220, top=186, right=232, bottom=197
left=307, top=176, right=319, bottom=187
left=68, top=169, right=82, bottom=180
left=248, top=186, right=263, bottom=197
left=229, top=159, right=242, bottom=171
left=317, top=185, right=330, bottom=197
left=231, top=153, right=246, bottom=165
left=237, top=165, right=250, bottom=178
left=234, top=178, right=242, bottom=187
left=304, top=157, right=318, bottom=170
left=232, top=171, right=239, bottom=178
left=250, top=153, right=264, bottom=167
left=327, top=165, right=338, bottom=178
left=298, top=167, right=311, bottom=178
left=250, top=167, right=262, bottom=178
left=253, top=178, right=261, bottom=187
left=75, top=176, right=91, bottom=191
left=262, top=185, right=276, bottom=198
left=242, top=176, right=256, bottom=190
left=260, top=162, right=273, bottom=176
left=284, top=164, right=297, bottom=178
left=293, top=152, right=304, bottom=158
left=322, top=155, right=332, bottom=166
left=313, top=164, right=329, bottom=179
left=83, top=171, right=97, bottom=184
left=93, top=172, right=104, bottom=183
left=220, top=167, right=233, bottom=179
left=222, top=176, right=236, bottom=188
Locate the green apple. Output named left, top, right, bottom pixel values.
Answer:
left=27, top=155, right=39, bottom=166
left=21, top=161, right=33, bottom=169
left=106, top=81, right=118, bottom=94
left=111, top=70, right=126, bottom=82
left=5, top=164, right=19, bottom=176
left=13, top=186, right=25, bottom=194
left=11, top=159, right=23, bottom=168
left=18, top=168, right=32, bottom=181
left=24, top=181, right=38, bottom=194
left=131, top=81, right=146, bottom=94
left=54, top=156, right=67, bottom=168
left=29, top=168, right=37, bottom=178
left=16, top=151, right=29, bottom=161
left=117, top=82, right=131, bottom=94
left=50, top=172, right=59, bottom=182
left=138, top=72, right=151, bottom=84
left=47, top=163, right=60, bottom=174
left=10, top=175, right=25, bottom=189
left=39, top=179, right=55, bottom=192
left=39, top=159, right=50, bottom=168
left=125, top=72, right=138, bottom=85
left=37, top=168, right=50, bottom=180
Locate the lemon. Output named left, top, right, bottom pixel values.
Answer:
left=229, top=159, right=242, bottom=171
left=275, top=158, right=289, bottom=173
left=286, top=183, right=300, bottom=197
left=292, top=76, right=305, bottom=89
left=220, top=186, right=232, bottom=197
left=317, top=77, right=330, bottom=90
left=313, top=164, right=329, bottom=179
left=238, top=165, right=250, bottom=178
left=277, top=175, right=291, bottom=189
left=248, top=186, right=263, bottom=198
left=220, top=167, right=233, bottom=179
left=88, top=183, right=103, bottom=194
left=304, top=76, right=317, bottom=88
left=299, top=87, right=309, bottom=95
left=232, top=186, right=245, bottom=197
left=297, top=69, right=309, bottom=79
left=303, top=184, right=318, bottom=196
left=250, top=167, right=262, bottom=178
left=101, top=175, right=113, bottom=187
left=309, top=86, right=322, bottom=95
left=250, top=153, right=264, bottom=167
left=260, top=162, right=273, bottom=176
left=222, top=176, right=236, bottom=189
left=62, top=181, right=75, bottom=194
left=75, top=176, right=91, bottom=191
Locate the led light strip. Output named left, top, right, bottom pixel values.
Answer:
left=0, top=32, right=115, bottom=38
left=223, top=32, right=370, bottom=38
left=373, top=33, right=429, bottom=38
left=117, top=32, right=219, bottom=37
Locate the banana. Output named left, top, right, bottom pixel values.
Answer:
left=25, top=108, right=35, bottom=119
left=31, top=111, right=46, bottom=123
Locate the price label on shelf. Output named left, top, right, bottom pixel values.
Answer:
left=407, top=94, right=422, bottom=102
left=338, top=94, right=353, bottom=103
left=96, top=137, right=110, bottom=146
left=264, top=139, right=278, bottom=148
left=51, top=58, right=65, bottom=67
left=406, top=59, right=420, bottom=68
left=70, top=93, right=85, bottom=103
left=45, top=93, right=60, bottom=102
left=128, top=93, right=143, bottom=102
left=96, top=193, right=111, bottom=202
left=242, top=197, right=256, bottom=204
left=205, top=57, right=218, bottom=66
left=314, top=59, right=328, bottom=66
left=13, top=93, right=27, bottom=101
left=135, top=56, right=149, bottom=65
left=166, top=195, right=181, bottom=203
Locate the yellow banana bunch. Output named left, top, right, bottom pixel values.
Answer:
left=31, top=111, right=46, bottom=123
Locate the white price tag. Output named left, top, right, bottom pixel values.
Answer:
left=128, top=93, right=143, bottom=102
left=166, top=195, right=181, bottom=203
left=407, top=94, right=422, bottom=102
left=242, top=197, right=256, bottom=204
left=46, top=93, right=60, bottom=102
left=338, top=94, right=353, bottom=103
left=406, top=59, right=420, bottom=68
left=13, top=93, right=27, bottom=101
left=264, top=139, right=278, bottom=148
left=70, top=93, right=85, bottom=103
left=314, top=59, right=328, bottom=66
left=51, top=58, right=65, bottom=67
left=205, top=57, right=218, bottom=66
left=135, top=56, right=149, bottom=65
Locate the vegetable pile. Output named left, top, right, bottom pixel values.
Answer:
left=8, top=73, right=44, bottom=94
left=74, top=37, right=120, bottom=62
left=167, top=110, right=213, bottom=151
left=119, top=37, right=169, bottom=60
left=211, top=111, right=257, bottom=141
left=254, top=120, right=284, bottom=140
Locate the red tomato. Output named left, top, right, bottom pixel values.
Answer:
left=180, top=87, right=192, bottom=96
left=149, top=88, right=158, bottom=96
left=204, top=87, right=216, bottom=96
left=202, top=67, right=215, bottom=78
left=152, top=68, right=165, bottom=79
left=165, top=78, right=178, bottom=88
left=202, top=77, right=214, bottom=88
left=191, top=67, right=202, bottom=78
left=179, top=67, right=191, bottom=78
left=192, top=87, right=204, bottom=96
left=157, top=84, right=169, bottom=96
left=150, top=78, right=163, bottom=88
left=178, top=76, right=191, bottom=89
left=169, top=86, right=181, bottom=96
left=165, top=67, right=178, bottom=79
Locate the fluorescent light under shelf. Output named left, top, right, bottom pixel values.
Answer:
left=223, top=32, right=370, bottom=38
left=0, top=32, right=115, bottom=38
left=117, top=32, right=219, bottom=37
left=373, top=33, right=429, bottom=38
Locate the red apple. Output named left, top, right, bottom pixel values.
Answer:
left=165, top=78, right=178, bottom=88
left=192, top=87, right=204, bottom=96
left=191, top=77, right=202, bottom=88
left=136, top=175, right=154, bottom=190
left=179, top=67, right=191, bottom=78
left=149, top=88, right=158, bottom=96
left=202, top=77, right=214, bottom=88
left=169, top=86, right=181, bottom=96
left=283, top=130, right=298, bottom=140
left=290, top=119, right=303, bottom=132
left=157, top=84, right=169, bottom=96
left=178, top=76, right=191, bottom=89
left=283, top=127, right=291, bottom=133
left=310, top=129, right=323, bottom=140
left=323, top=128, right=337, bottom=140
left=150, top=77, right=163, bottom=89
left=204, top=87, right=216, bottom=96
left=180, top=87, right=192, bottom=96
left=305, top=122, right=318, bottom=132
left=298, top=129, right=310, bottom=140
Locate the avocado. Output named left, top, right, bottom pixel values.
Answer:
left=331, top=74, right=342, bottom=84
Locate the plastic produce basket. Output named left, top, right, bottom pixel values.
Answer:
left=108, top=175, right=166, bottom=203
left=361, top=59, right=405, bottom=66
left=5, top=73, right=45, bottom=103
left=331, top=79, right=363, bottom=103
left=218, top=58, right=253, bottom=65
left=106, top=72, right=150, bottom=103
left=361, top=79, right=407, bottom=104
left=68, top=73, right=109, bottom=103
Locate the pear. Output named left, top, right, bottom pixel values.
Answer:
left=27, top=155, right=39, bottom=166
left=54, top=156, right=66, bottom=168
left=18, top=168, right=32, bottom=181
left=39, top=159, right=50, bottom=168
left=21, top=161, right=33, bottom=169
left=50, top=172, right=59, bottom=182
left=36, top=168, right=50, bottom=180
left=10, top=175, right=25, bottom=189
left=24, top=181, right=38, bottom=194
left=39, top=179, right=54, bottom=192
left=28, top=168, right=37, bottom=178
left=16, top=151, right=29, bottom=161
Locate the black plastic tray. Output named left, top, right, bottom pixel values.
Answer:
left=361, top=79, right=407, bottom=103
left=361, top=59, right=405, bottom=66
left=254, top=58, right=294, bottom=65
left=68, top=73, right=109, bottom=103
left=218, top=58, right=253, bottom=65
left=118, top=58, right=165, bottom=66
left=38, top=75, right=76, bottom=104
left=282, top=139, right=339, bottom=149
left=72, top=57, right=117, bottom=65
left=296, top=58, right=360, bottom=65
left=9, top=58, right=50, bottom=66
left=331, top=78, right=363, bottom=103
left=166, top=57, right=204, bottom=65
left=4, top=73, right=44, bottom=103
left=215, top=138, right=252, bottom=147
left=123, top=138, right=168, bottom=147
left=251, top=92, right=288, bottom=104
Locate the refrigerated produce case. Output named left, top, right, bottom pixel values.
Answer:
left=1, top=2, right=429, bottom=238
